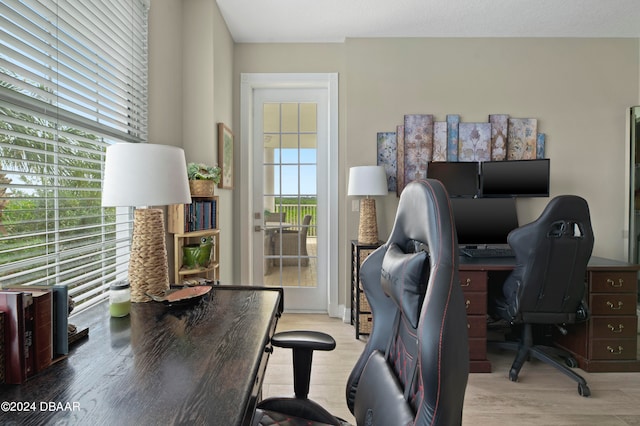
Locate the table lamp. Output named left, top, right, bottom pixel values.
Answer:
left=102, top=143, right=191, bottom=302
left=348, top=166, right=388, bottom=245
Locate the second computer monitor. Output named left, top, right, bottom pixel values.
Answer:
left=449, top=197, right=519, bottom=247
left=427, top=161, right=479, bottom=197
left=481, top=159, right=550, bottom=197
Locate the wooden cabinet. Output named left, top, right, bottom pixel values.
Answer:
left=459, top=270, right=491, bottom=373
left=460, top=257, right=639, bottom=373
left=168, top=197, right=220, bottom=284
left=555, top=266, right=640, bottom=372
left=351, top=240, right=382, bottom=339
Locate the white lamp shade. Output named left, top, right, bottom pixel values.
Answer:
left=348, top=166, right=388, bottom=196
left=102, top=143, right=192, bottom=207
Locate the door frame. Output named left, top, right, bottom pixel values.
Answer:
left=239, top=73, right=339, bottom=316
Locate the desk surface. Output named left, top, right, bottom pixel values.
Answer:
left=0, top=286, right=283, bottom=426
left=459, top=255, right=640, bottom=271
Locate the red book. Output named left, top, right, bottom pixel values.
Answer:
left=27, top=290, right=53, bottom=373
left=0, top=291, right=33, bottom=384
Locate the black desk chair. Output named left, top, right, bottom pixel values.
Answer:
left=490, top=195, right=594, bottom=397
left=254, top=180, right=470, bottom=425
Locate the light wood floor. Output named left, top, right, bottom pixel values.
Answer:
left=262, top=313, right=640, bottom=426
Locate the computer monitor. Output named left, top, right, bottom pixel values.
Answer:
left=427, top=161, right=479, bottom=197
left=480, top=159, right=550, bottom=197
left=449, top=198, right=519, bottom=246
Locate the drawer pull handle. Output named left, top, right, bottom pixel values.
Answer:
left=606, top=278, right=624, bottom=288
left=467, top=323, right=470, bottom=329
left=606, top=345, right=624, bottom=355
left=606, top=301, right=623, bottom=310
left=465, top=300, right=471, bottom=309
left=607, top=324, right=624, bottom=333
left=461, top=278, right=471, bottom=287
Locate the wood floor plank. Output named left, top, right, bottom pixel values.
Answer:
left=262, top=313, right=640, bottom=425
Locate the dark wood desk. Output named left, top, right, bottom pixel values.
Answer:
left=0, top=286, right=283, bottom=426
left=459, top=256, right=640, bottom=373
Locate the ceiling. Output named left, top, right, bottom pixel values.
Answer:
left=216, top=0, right=640, bottom=43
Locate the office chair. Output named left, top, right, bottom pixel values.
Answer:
left=489, top=195, right=594, bottom=397
left=254, top=179, right=470, bottom=426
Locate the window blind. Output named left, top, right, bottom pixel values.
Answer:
left=0, top=0, right=149, bottom=312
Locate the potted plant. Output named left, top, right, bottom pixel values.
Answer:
left=187, top=162, right=221, bottom=197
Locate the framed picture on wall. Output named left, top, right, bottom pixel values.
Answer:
left=218, top=123, right=234, bottom=189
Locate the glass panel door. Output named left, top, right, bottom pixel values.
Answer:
left=252, top=88, right=328, bottom=311
left=262, top=102, right=318, bottom=286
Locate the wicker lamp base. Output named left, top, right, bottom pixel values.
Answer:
left=358, top=198, right=379, bottom=245
left=128, top=208, right=170, bottom=302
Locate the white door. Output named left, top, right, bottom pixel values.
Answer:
left=251, top=87, right=329, bottom=311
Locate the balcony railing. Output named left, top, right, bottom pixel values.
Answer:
left=275, top=204, right=317, bottom=236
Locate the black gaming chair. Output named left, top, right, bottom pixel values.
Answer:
left=254, top=179, right=470, bottom=425
left=490, top=195, right=594, bottom=397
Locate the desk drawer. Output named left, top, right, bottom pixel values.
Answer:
left=464, top=292, right=486, bottom=315
left=468, top=338, right=487, bottom=360
left=589, top=338, right=638, bottom=360
left=591, top=316, right=638, bottom=339
left=459, top=271, right=487, bottom=292
left=590, top=271, right=637, bottom=294
left=467, top=315, right=487, bottom=338
left=589, top=294, right=637, bottom=316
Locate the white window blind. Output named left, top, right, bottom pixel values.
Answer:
left=0, top=0, right=149, bottom=311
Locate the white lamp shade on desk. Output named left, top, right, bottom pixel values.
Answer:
left=348, top=166, right=388, bottom=245
left=102, top=143, right=192, bottom=302
left=102, top=143, right=192, bottom=207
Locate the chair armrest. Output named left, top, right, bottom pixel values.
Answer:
left=272, top=330, right=336, bottom=351
left=271, top=330, right=336, bottom=399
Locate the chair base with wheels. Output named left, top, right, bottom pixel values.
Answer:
left=490, top=323, right=591, bottom=397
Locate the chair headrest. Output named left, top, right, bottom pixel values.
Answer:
left=380, top=243, right=430, bottom=328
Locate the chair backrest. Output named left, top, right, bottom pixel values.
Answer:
left=501, top=195, right=594, bottom=324
left=346, top=179, right=469, bottom=426
left=264, top=212, right=286, bottom=223
left=300, top=214, right=312, bottom=239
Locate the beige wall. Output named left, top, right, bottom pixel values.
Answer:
left=345, top=38, right=639, bottom=263
left=235, top=37, right=639, bottom=309
left=150, top=3, right=640, bottom=308
left=149, top=0, right=235, bottom=283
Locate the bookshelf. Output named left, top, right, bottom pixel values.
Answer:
left=168, top=196, right=220, bottom=284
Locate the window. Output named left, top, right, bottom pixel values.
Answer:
left=0, top=0, right=149, bottom=311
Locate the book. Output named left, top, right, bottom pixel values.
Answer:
left=0, top=291, right=33, bottom=384
left=6, top=285, right=68, bottom=358
left=0, top=311, right=5, bottom=383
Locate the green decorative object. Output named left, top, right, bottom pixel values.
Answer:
left=182, top=237, right=213, bottom=269
left=187, top=162, right=221, bottom=184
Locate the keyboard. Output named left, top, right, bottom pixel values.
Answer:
left=460, top=247, right=515, bottom=258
